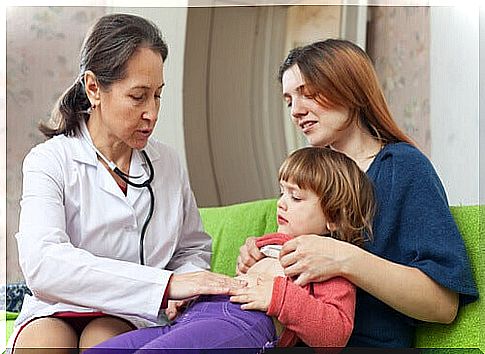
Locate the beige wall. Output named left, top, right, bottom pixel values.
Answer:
left=367, top=6, right=431, bottom=156
left=183, top=6, right=288, bottom=207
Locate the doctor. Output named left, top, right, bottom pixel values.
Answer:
left=11, top=13, right=243, bottom=353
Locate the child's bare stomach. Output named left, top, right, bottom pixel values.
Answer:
left=235, top=257, right=286, bottom=336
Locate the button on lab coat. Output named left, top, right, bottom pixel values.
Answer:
left=13, top=120, right=211, bottom=332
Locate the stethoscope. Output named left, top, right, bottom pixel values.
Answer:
left=89, top=141, right=155, bottom=266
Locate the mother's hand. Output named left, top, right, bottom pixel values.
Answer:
left=235, top=237, right=264, bottom=275
left=279, top=235, right=354, bottom=286
left=167, top=271, right=246, bottom=300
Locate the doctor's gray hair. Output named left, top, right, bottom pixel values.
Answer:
left=40, top=13, right=168, bottom=138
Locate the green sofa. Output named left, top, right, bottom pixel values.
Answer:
left=200, top=199, right=483, bottom=351
left=4, top=199, right=483, bottom=352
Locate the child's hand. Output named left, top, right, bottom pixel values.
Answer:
left=229, top=273, right=275, bottom=312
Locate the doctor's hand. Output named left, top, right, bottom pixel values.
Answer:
left=229, top=273, right=275, bottom=312
left=167, top=271, right=247, bottom=300
left=236, top=237, right=265, bottom=276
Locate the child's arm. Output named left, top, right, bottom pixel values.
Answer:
left=267, top=276, right=355, bottom=347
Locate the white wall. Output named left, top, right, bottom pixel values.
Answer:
left=111, top=6, right=189, bottom=171
left=430, top=6, right=480, bottom=206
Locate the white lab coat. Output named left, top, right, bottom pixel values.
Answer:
left=12, top=120, right=211, bottom=337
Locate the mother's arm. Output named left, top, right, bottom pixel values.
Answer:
left=279, top=235, right=459, bottom=324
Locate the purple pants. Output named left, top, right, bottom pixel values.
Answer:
left=86, top=295, right=278, bottom=353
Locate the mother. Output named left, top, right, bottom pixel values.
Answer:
left=237, top=39, right=478, bottom=347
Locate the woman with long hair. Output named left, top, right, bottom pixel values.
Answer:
left=237, top=39, right=478, bottom=347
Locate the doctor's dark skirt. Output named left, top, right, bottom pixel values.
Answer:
left=86, top=295, right=278, bottom=354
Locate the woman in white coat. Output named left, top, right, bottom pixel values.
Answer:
left=10, top=13, right=243, bottom=353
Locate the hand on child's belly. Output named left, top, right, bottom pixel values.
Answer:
left=247, top=257, right=286, bottom=277
left=234, top=257, right=286, bottom=336
left=235, top=257, right=285, bottom=287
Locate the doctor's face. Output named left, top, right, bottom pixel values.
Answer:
left=96, top=47, right=165, bottom=150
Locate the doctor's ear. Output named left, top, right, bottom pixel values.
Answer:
left=84, top=71, right=101, bottom=107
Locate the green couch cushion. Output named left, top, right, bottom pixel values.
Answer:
left=414, top=206, right=483, bottom=350
left=4, top=311, right=18, bottom=347
left=200, top=198, right=277, bottom=276
left=200, top=201, right=483, bottom=350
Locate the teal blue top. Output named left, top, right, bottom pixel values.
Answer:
left=348, top=143, right=478, bottom=347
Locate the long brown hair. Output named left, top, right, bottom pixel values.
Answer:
left=40, top=13, right=168, bottom=138
left=278, top=39, right=414, bottom=146
left=279, top=147, right=376, bottom=247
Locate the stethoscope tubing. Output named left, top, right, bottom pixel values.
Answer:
left=113, top=151, right=154, bottom=188
left=139, top=184, right=154, bottom=266
left=82, top=127, right=155, bottom=265
left=112, top=150, right=155, bottom=265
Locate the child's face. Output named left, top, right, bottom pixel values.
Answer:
left=277, top=179, right=329, bottom=237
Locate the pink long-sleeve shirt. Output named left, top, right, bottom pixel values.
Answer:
left=256, top=233, right=356, bottom=348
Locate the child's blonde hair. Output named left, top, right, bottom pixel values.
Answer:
left=278, top=147, right=376, bottom=246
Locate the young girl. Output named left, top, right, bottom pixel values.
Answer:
left=88, top=146, right=376, bottom=352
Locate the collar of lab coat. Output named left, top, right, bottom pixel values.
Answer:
left=71, top=119, right=161, bottom=202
